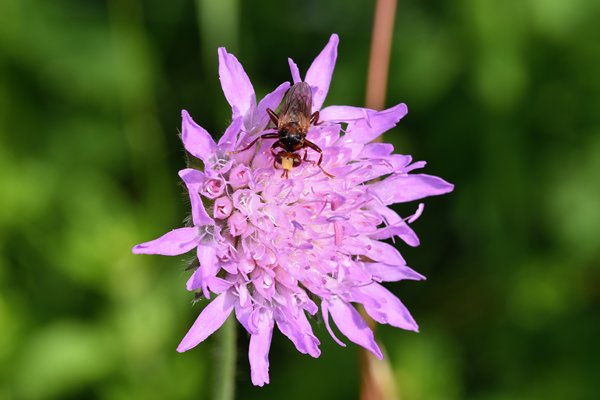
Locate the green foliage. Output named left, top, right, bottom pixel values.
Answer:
left=1, top=0, right=598, bottom=399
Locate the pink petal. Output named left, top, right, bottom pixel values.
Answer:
left=218, top=48, right=256, bottom=119
left=343, top=159, right=394, bottom=184
left=275, top=305, right=320, bottom=358
left=319, top=105, right=370, bottom=122
left=249, top=311, right=274, bottom=386
left=181, top=110, right=217, bottom=163
left=207, top=277, right=234, bottom=294
left=366, top=263, right=426, bottom=282
left=327, top=297, right=383, bottom=359
left=198, top=245, right=218, bottom=299
left=228, top=164, right=252, bottom=190
left=351, top=283, right=419, bottom=332
left=132, top=227, right=197, bottom=256
left=254, top=82, right=290, bottom=131
left=217, top=116, right=243, bottom=151
left=178, top=167, right=204, bottom=185
left=186, top=267, right=202, bottom=291
left=370, top=203, right=419, bottom=246
left=178, top=169, right=214, bottom=226
left=213, top=196, right=233, bottom=219
left=389, top=154, right=415, bottom=171
left=288, top=58, right=301, bottom=84
left=370, top=174, right=455, bottom=205
left=358, top=143, right=395, bottom=159
left=235, top=301, right=253, bottom=333
left=364, top=240, right=406, bottom=267
left=370, top=225, right=419, bottom=247
left=305, top=34, right=339, bottom=111
left=344, top=103, right=408, bottom=144
left=321, top=301, right=346, bottom=347
left=370, top=218, right=420, bottom=247
left=404, top=160, right=427, bottom=173
left=177, top=291, right=235, bottom=352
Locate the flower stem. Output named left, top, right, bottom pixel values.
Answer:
left=213, top=314, right=237, bottom=400
left=362, top=1, right=399, bottom=399
left=365, top=0, right=398, bottom=112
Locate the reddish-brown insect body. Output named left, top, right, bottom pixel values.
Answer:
left=230, top=82, right=333, bottom=179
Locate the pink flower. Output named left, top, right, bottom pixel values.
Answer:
left=133, top=34, right=453, bottom=386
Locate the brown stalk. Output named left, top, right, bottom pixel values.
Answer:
left=360, top=0, right=399, bottom=400
left=365, top=0, right=398, bottom=113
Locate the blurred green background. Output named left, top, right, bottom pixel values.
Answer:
left=1, top=0, right=598, bottom=399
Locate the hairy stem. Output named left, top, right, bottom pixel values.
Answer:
left=213, top=315, right=237, bottom=400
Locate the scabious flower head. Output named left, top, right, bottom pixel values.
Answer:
left=133, top=34, right=453, bottom=386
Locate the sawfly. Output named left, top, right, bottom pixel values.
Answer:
left=230, top=82, right=333, bottom=179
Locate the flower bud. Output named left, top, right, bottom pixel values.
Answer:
left=214, top=196, right=233, bottom=219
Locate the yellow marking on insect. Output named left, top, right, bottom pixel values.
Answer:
left=281, top=156, right=294, bottom=171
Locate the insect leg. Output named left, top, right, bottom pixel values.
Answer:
left=293, top=153, right=302, bottom=167
left=304, top=140, right=324, bottom=165
left=304, top=140, right=334, bottom=178
left=229, top=133, right=279, bottom=154
left=271, top=141, right=283, bottom=157
left=310, top=111, right=322, bottom=126
left=266, top=108, right=279, bottom=127
left=273, top=149, right=286, bottom=170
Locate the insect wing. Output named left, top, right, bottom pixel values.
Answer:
left=278, top=82, right=312, bottom=129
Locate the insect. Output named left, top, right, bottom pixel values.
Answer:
left=230, top=82, right=333, bottom=179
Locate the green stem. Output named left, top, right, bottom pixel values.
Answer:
left=213, top=314, right=237, bottom=400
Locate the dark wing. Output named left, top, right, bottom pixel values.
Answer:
left=278, top=82, right=312, bottom=130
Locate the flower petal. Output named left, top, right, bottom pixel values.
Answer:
left=351, top=283, right=419, bottom=332
left=176, top=291, right=235, bottom=352
left=207, top=277, right=234, bottom=294
left=319, top=105, right=371, bottom=122
left=178, top=169, right=214, bottom=226
left=235, top=300, right=253, bottom=333
left=132, top=227, right=197, bottom=256
left=218, top=48, right=256, bottom=119
left=288, top=58, right=302, bottom=84
left=217, top=116, right=243, bottom=151
left=181, top=110, right=217, bottom=163
left=213, top=196, right=233, bottom=219
left=368, top=204, right=420, bottom=246
left=249, top=310, right=274, bottom=386
left=186, top=267, right=202, bottom=291
left=403, top=160, right=427, bottom=173
left=363, top=240, right=406, bottom=267
left=327, top=297, right=383, bottom=359
left=321, top=301, right=346, bottom=347
left=275, top=303, right=320, bottom=358
left=305, top=34, right=339, bottom=111
left=254, top=82, right=290, bottom=131
left=358, top=143, right=395, bottom=159
left=198, top=245, right=218, bottom=299
left=370, top=174, right=455, bottom=205
left=369, top=224, right=420, bottom=247
left=366, top=263, right=426, bottom=282
left=343, top=103, right=408, bottom=144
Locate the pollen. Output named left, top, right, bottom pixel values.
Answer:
left=281, top=156, right=295, bottom=171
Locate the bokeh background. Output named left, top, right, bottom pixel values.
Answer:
left=1, top=0, right=599, bottom=399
